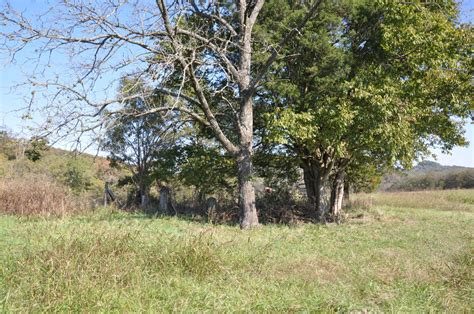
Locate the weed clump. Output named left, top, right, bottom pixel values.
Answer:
left=153, top=235, right=223, bottom=278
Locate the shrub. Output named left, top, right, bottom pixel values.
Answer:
left=0, top=175, right=75, bottom=216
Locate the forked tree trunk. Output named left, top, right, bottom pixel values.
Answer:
left=330, top=170, right=345, bottom=219
left=302, top=160, right=332, bottom=219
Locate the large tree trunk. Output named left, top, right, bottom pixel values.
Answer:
left=302, top=160, right=332, bottom=219
left=237, top=15, right=259, bottom=229
left=302, top=163, right=321, bottom=213
left=159, top=186, right=170, bottom=214
left=330, top=170, right=345, bottom=219
left=237, top=146, right=258, bottom=229
left=343, top=180, right=350, bottom=204
left=139, top=185, right=149, bottom=207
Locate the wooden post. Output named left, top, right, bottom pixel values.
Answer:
left=343, top=180, right=350, bottom=203
left=104, top=181, right=120, bottom=208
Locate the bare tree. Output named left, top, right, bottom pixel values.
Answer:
left=1, top=0, right=323, bottom=229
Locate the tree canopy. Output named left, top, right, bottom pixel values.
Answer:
left=254, top=0, right=472, bottom=217
left=0, top=0, right=472, bottom=225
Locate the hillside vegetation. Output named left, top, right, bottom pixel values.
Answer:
left=0, top=133, right=128, bottom=214
left=380, top=161, right=474, bottom=192
left=1, top=191, right=472, bottom=312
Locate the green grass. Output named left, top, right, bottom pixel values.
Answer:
left=1, top=192, right=473, bottom=312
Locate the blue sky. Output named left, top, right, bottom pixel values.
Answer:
left=1, top=0, right=473, bottom=167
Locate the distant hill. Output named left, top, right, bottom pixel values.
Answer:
left=411, top=160, right=469, bottom=173
left=379, top=161, right=474, bottom=191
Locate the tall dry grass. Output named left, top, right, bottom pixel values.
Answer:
left=353, top=189, right=474, bottom=212
left=0, top=175, right=76, bottom=216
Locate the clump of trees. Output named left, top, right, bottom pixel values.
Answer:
left=386, top=169, right=474, bottom=191
left=103, top=77, right=179, bottom=207
left=255, top=0, right=472, bottom=219
left=1, top=0, right=472, bottom=227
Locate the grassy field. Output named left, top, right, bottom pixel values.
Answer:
left=357, top=189, right=474, bottom=212
left=0, top=190, right=473, bottom=312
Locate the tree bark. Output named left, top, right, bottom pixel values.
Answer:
left=206, top=197, right=217, bottom=223
left=237, top=148, right=258, bottom=229
left=302, top=160, right=332, bottom=219
left=343, top=179, right=350, bottom=203
left=236, top=8, right=259, bottom=229
left=159, top=186, right=170, bottom=214
left=330, top=170, right=345, bottom=219
left=139, top=185, right=150, bottom=207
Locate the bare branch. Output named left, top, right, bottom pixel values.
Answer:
left=190, top=0, right=238, bottom=36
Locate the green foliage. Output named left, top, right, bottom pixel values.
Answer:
left=346, top=162, right=383, bottom=193
left=60, top=158, right=95, bottom=193
left=256, top=0, right=472, bottom=181
left=178, top=144, right=236, bottom=196
left=0, top=130, right=18, bottom=161
left=253, top=150, right=301, bottom=189
left=24, top=136, right=48, bottom=162
left=0, top=134, right=122, bottom=201
left=103, top=76, right=178, bottom=204
left=151, top=147, right=182, bottom=184
left=387, top=169, right=474, bottom=191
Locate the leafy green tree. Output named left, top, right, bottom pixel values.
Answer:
left=103, top=77, right=178, bottom=207
left=25, top=136, right=49, bottom=162
left=178, top=144, right=237, bottom=202
left=2, top=0, right=325, bottom=229
left=256, top=0, right=472, bottom=218
left=0, top=130, right=18, bottom=161
left=61, top=158, right=94, bottom=193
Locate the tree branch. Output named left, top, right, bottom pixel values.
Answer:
left=250, top=0, right=325, bottom=93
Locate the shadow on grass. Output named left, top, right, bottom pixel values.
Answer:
left=3, top=199, right=371, bottom=227
left=90, top=203, right=324, bottom=227
left=69, top=205, right=240, bottom=227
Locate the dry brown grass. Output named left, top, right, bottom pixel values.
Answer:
left=0, top=175, right=76, bottom=216
left=345, top=197, right=374, bottom=210
left=365, top=189, right=474, bottom=212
